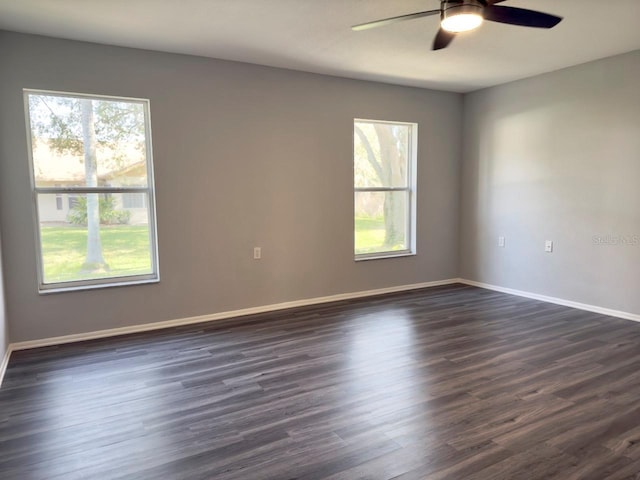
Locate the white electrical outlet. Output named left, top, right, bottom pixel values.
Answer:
left=545, top=240, right=553, bottom=253
left=498, top=236, right=505, bottom=247
left=253, top=247, right=261, bottom=259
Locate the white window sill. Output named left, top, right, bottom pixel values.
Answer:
left=355, top=251, right=416, bottom=262
left=39, top=277, right=159, bottom=295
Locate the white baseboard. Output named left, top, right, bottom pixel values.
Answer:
left=9, top=278, right=459, bottom=352
left=0, top=347, right=11, bottom=388
left=4, top=277, right=637, bottom=388
left=458, top=278, right=640, bottom=323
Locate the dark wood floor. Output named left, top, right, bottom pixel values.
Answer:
left=2, top=284, right=640, bottom=479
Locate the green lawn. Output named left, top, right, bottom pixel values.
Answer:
left=40, top=225, right=152, bottom=283
left=355, top=216, right=385, bottom=254
left=355, top=216, right=405, bottom=254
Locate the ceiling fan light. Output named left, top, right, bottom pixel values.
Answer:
left=441, top=13, right=483, bottom=33
left=441, top=1, right=484, bottom=33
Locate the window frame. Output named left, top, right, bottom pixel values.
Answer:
left=353, top=118, right=418, bottom=261
left=24, top=89, right=160, bottom=294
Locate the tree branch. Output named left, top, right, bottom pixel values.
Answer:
left=354, top=125, right=383, bottom=181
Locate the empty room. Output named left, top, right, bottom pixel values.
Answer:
left=0, top=0, right=639, bottom=478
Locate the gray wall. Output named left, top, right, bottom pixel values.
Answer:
left=460, top=50, right=640, bottom=314
left=0, top=31, right=463, bottom=342
left=0, top=232, right=8, bottom=364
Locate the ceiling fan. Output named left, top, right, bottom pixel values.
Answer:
left=352, top=0, right=562, bottom=51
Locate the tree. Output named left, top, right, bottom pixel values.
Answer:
left=29, top=95, right=145, bottom=273
left=80, top=99, right=106, bottom=271
left=354, top=123, right=408, bottom=247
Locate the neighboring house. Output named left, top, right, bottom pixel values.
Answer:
left=33, top=140, right=149, bottom=225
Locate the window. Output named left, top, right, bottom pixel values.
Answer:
left=68, top=195, right=79, bottom=210
left=122, top=192, right=146, bottom=209
left=354, top=119, right=417, bottom=259
left=55, top=189, right=63, bottom=210
left=25, top=90, right=159, bottom=292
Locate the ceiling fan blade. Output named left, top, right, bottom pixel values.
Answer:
left=352, top=9, right=440, bottom=31
left=432, top=28, right=456, bottom=51
left=484, top=5, right=562, bottom=29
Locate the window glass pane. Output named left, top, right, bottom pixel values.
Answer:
left=37, top=193, right=153, bottom=284
left=354, top=122, right=410, bottom=188
left=355, top=191, right=408, bottom=255
left=122, top=192, right=146, bottom=209
left=28, top=94, right=149, bottom=188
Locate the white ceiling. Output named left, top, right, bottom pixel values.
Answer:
left=0, top=0, right=639, bottom=92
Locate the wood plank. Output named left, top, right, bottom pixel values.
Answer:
left=1, top=284, right=639, bottom=479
